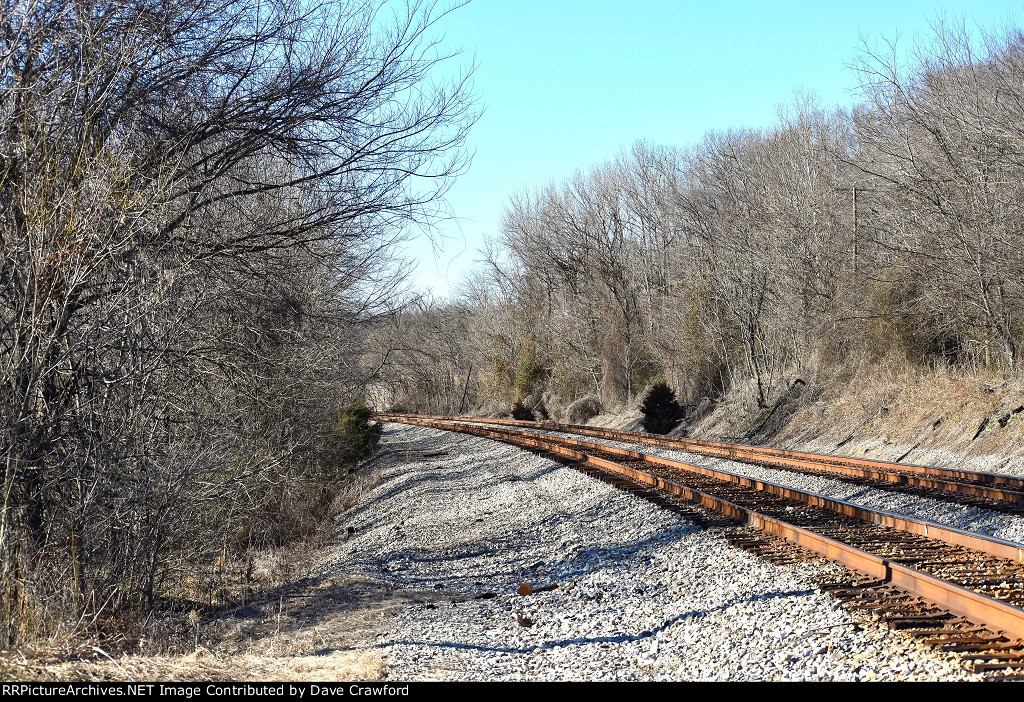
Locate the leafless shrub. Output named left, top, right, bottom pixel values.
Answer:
left=0, top=0, right=476, bottom=645
left=567, top=396, right=602, bottom=425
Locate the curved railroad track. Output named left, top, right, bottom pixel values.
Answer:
left=391, top=414, right=1024, bottom=516
left=379, top=413, right=1024, bottom=678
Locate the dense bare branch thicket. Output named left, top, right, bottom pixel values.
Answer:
left=0, top=0, right=474, bottom=643
left=851, top=24, right=1024, bottom=368
left=388, top=21, right=1024, bottom=423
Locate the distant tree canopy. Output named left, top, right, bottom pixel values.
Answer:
left=380, top=20, right=1024, bottom=423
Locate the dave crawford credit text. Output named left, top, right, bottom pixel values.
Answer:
left=2, top=685, right=412, bottom=697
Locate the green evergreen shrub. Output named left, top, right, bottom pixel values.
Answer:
left=511, top=401, right=535, bottom=421
left=326, top=399, right=382, bottom=469
left=640, top=381, right=684, bottom=434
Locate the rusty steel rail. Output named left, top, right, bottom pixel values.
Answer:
left=383, top=415, right=1024, bottom=563
left=384, top=413, right=1024, bottom=508
left=382, top=414, right=1024, bottom=642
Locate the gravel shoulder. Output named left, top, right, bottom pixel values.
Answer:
left=320, top=422, right=978, bottom=681
left=8, top=421, right=987, bottom=681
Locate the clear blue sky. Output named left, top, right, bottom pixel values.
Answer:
left=403, top=0, right=1023, bottom=298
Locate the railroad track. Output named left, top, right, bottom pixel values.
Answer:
left=380, top=413, right=1024, bottom=679
left=391, top=414, right=1024, bottom=516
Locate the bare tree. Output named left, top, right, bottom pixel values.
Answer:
left=0, top=0, right=476, bottom=642
left=850, top=21, right=1024, bottom=368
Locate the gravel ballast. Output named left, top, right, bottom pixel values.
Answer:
left=324, top=423, right=978, bottom=681
left=483, top=423, right=1024, bottom=545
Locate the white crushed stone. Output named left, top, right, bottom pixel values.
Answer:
left=321, top=423, right=978, bottom=681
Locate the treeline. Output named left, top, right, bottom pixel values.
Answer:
left=0, top=0, right=473, bottom=643
left=381, top=21, right=1024, bottom=421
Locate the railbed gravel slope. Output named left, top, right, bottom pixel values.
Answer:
left=484, top=423, right=1024, bottom=545
left=322, top=423, right=976, bottom=681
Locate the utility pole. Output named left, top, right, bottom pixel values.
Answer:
left=852, top=187, right=857, bottom=275
left=835, top=186, right=873, bottom=276
left=457, top=363, right=472, bottom=415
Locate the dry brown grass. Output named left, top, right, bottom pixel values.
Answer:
left=581, top=356, right=1024, bottom=471
left=0, top=570, right=398, bottom=682
left=1, top=462, right=392, bottom=682
left=1, top=646, right=386, bottom=682
left=683, top=358, right=1024, bottom=468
